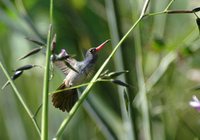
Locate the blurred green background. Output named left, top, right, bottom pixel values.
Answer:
left=1, top=0, right=200, bottom=140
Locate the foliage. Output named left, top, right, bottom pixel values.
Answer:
left=1, top=0, right=200, bottom=140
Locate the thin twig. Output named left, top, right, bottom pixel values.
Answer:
left=140, top=0, right=150, bottom=18
left=164, top=0, right=175, bottom=11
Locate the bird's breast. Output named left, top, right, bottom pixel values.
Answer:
left=64, top=62, right=94, bottom=86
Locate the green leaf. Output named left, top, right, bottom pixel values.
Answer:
left=111, top=79, right=130, bottom=87
left=107, top=71, right=129, bottom=78
left=11, top=70, right=23, bottom=80
left=18, top=47, right=43, bottom=60
left=123, top=90, right=129, bottom=112
left=192, top=7, right=200, bottom=13
left=26, top=37, right=46, bottom=46
left=15, top=64, right=36, bottom=71
left=196, top=18, right=200, bottom=33
left=100, top=70, right=128, bottom=79
left=2, top=70, right=23, bottom=89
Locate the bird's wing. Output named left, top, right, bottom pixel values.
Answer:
left=53, top=57, right=78, bottom=75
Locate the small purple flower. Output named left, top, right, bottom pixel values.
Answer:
left=189, top=95, right=200, bottom=111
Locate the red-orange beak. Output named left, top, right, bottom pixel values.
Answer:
left=95, top=39, right=110, bottom=52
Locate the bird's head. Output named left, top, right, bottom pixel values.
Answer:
left=85, top=40, right=110, bottom=62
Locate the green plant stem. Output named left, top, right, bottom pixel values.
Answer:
left=164, top=0, right=175, bottom=11
left=49, top=79, right=111, bottom=95
left=41, top=26, right=52, bottom=140
left=144, top=0, right=200, bottom=17
left=0, top=62, right=41, bottom=136
left=50, top=78, right=131, bottom=96
left=145, top=10, right=194, bottom=17
left=54, top=0, right=150, bottom=139
left=41, top=0, right=53, bottom=139
left=50, top=0, right=53, bottom=23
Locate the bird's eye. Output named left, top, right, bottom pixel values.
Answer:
left=90, top=48, right=96, bottom=53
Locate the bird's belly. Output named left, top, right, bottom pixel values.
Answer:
left=65, top=71, right=87, bottom=86
left=64, top=62, right=94, bottom=87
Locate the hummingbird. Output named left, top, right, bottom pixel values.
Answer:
left=51, top=40, right=109, bottom=112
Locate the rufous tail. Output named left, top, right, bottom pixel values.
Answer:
left=52, top=83, right=78, bottom=112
